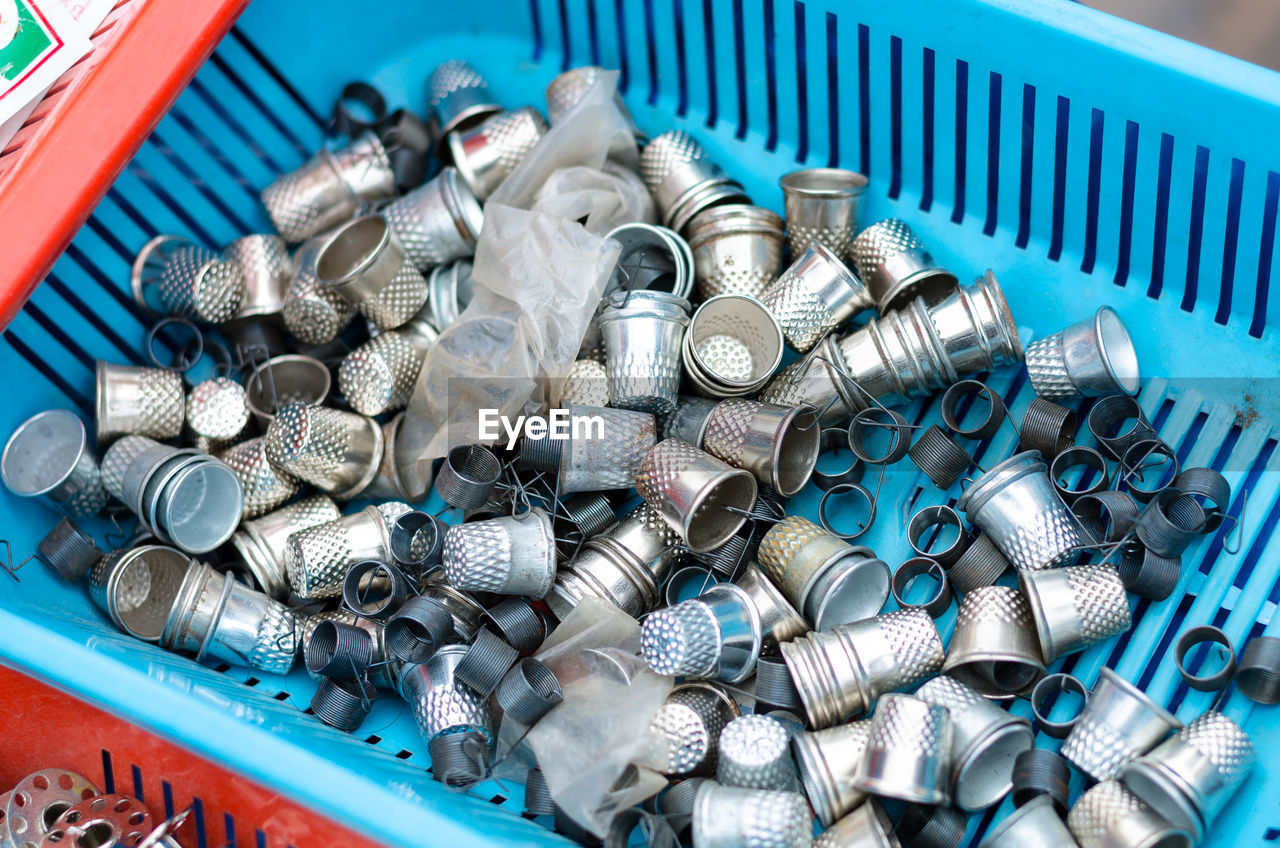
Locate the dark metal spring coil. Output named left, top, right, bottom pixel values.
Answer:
left=848, top=407, right=912, bottom=464
left=753, top=654, right=802, bottom=712
left=342, top=560, right=408, bottom=620
left=1086, top=394, right=1156, bottom=460
left=1117, top=547, right=1181, bottom=601
left=557, top=493, right=619, bottom=539
left=811, top=426, right=864, bottom=490
left=305, top=620, right=375, bottom=679
left=1135, top=489, right=1207, bottom=557
left=693, top=532, right=750, bottom=577
left=1049, top=446, right=1110, bottom=505
left=1117, top=439, right=1180, bottom=503
left=390, top=510, right=446, bottom=570
left=896, top=803, right=966, bottom=848
left=524, top=767, right=556, bottom=815
left=906, top=505, right=969, bottom=567
left=386, top=596, right=455, bottom=663
left=947, top=535, right=1010, bottom=594
left=454, top=627, right=519, bottom=696
left=941, top=379, right=1008, bottom=440
left=481, top=598, right=546, bottom=654
left=1011, top=748, right=1071, bottom=817
left=1071, top=489, right=1140, bottom=545
left=1174, top=467, right=1232, bottom=531
left=1019, top=398, right=1078, bottom=459
left=891, top=557, right=953, bottom=619
left=908, top=425, right=973, bottom=490
left=496, top=658, right=564, bottom=726
left=429, top=730, right=491, bottom=788
left=310, top=677, right=376, bottom=732
left=1237, top=636, right=1280, bottom=705
left=435, top=444, right=503, bottom=509
left=37, top=517, right=104, bottom=582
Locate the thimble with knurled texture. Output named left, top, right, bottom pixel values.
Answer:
left=915, top=674, right=1034, bottom=811
left=448, top=106, right=548, bottom=201
left=382, top=166, right=484, bottom=271
left=851, top=218, right=958, bottom=313
left=761, top=241, right=875, bottom=353
left=89, top=544, right=194, bottom=641
left=815, top=802, right=896, bottom=848
left=264, top=402, right=384, bottom=500
left=1060, top=667, right=1181, bottom=782
left=686, top=205, right=786, bottom=301
left=1026, top=306, right=1140, bottom=402
left=853, top=693, right=953, bottom=805
left=316, top=214, right=428, bottom=330
left=718, top=714, right=799, bottom=792
left=282, top=235, right=358, bottom=345
left=518, top=404, right=657, bottom=494
left=1020, top=563, right=1131, bottom=663
left=131, top=236, right=246, bottom=324
left=2, top=408, right=108, bottom=519
left=230, top=494, right=340, bottom=599
left=780, top=168, right=868, bottom=266
left=636, top=437, right=757, bottom=553
left=338, top=314, right=438, bottom=416
left=641, top=582, right=763, bottom=684
left=400, top=643, right=495, bottom=744
left=648, top=680, right=740, bottom=776
left=184, top=377, right=250, bottom=453
left=758, top=515, right=890, bottom=632
left=441, top=508, right=557, bottom=598
left=640, top=130, right=750, bottom=235
left=224, top=233, right=292, bottom=320
left=780, top=608, right=945, bottom=728
left=544, top=64, right=640, bottom=136
left=942, top=586, right=1046, bottom=699
left=701, top=401, right=819, bottom=497
left=261, top=131, right=397, bottom=243
left=244, top=354, right=333, bottom=428
left=95, top=361, right=185, bottom=444
left=217, top=436, right=302, bottom=520
left=734, top=562, right=808, bottom=644
left=600, top=290, right=691, bottom=416
left=682, top=295, right=786, bottom=399
left=283, top=503, right=399, bottom=599
left=981, top=795, right=1078, bottom=848
left=427, top=59, right=502, bottom=143
left=557, top=358, right=610, bottom=407
left=690, top=781, right=812, bottom=848
left=792, top=718, right=874, bottom=826
left=1067, top=781, right=1193, bottom=848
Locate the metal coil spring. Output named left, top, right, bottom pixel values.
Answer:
left=693, top=532, right=750, bottom=577
left=1019, top=398, right=1078, bottom=459
left=518, top=432, right=564, bottom=473
left=429, top=731, right=491, bottom=788
left=1049, top=445, right=1111, bottom=504
left=847, top=407, right=912, bottom=464
left=435, top=444, right=503, bottom=509
left=658, top=777, right=707, bottom=819
left=390, top=510, right=446, bottom=570
left=1030, top=672, right=1089, bottom=740
left=818, top=482, right=877, bottom=541
left=1117, top=439, right=1179, bottom=503
left=37, top=517, right=104, bottom=582
left=1071, top=490, right=1140, bottom=545
left=891, top=557, right=953, bottom=618
left=1117, top=547, right=1181, bottom=601
left=555, top=494, right=619, bottom=552
left=1135, top=489, right=1207, bottom=557
left=1174, top=467, right=1231, bottom=531
left=896, top=803, right=966, bottom=848
left=947, top=535, right=1010, bottom=594
left=753, top=654, right=802, bottom=711
left=524, top=767, right=556, bottom=815
left=941, top=380, right=1007, bottom=440
left=481, top=598, right=546, bottom=654
left=811, top=426, right=864, bottom=490
left=497, top=658, right=564, bottom=726
left=454, top=627, right=520, bottom=696
left=310, top=677, right=376, bottom=732
left=342, top=560, right=408, bottom=620
left=305, top=619, right=375, bottom=679
left=1011, top=748, right=1071, bottom=817
left=908, top=424, right=972, bottom=490
left=386, top=596, right=455, bottom=663
left=1237, top=637, right=1280, bottom=705
left=1086, top=394, right=1156, bottom=460
left=906, top=505, right=969, bottom=566
left=1175, top=625, right=1237, bottom=692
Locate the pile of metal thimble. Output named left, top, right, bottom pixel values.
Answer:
left=0, top=766, right=184, bottom=847
left=3, top=57, right=1274, bottom=848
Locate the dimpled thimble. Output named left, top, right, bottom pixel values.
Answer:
left=441, top=508, right=557, bottom=599
left=96, top=361, right=185, bottom=444
left=814, top=802, right=896, bottom=848
left=224, top=233, right=292, bottom=320
left=544, top=64, right=639, bottom=134
left=636, top=438, right=757, bottom=553
left=317, top=214, right=428, bottom=331
left=1020, top=564, right=1131, bottom=663
left=599, top=290, right=691, bottom=416
left=649, top=680, right=740, bottom=776
left=185, top=377, right=250, bottom=453
left=853, top=693, right=953, bottom=805
left=284, top=503, right=400, bottom=600
left=942, top=585, right=1046, bottom=699
left=641, top=583, right=763, bottom=684
left=685, top=205, right=786, bottom=301
left=558, top=358, right=611, bottom=407
left=1067, top=781, right=1193, bottom=848
left=640, top=130, right=749, bottom=235
left=760, top=241, right=875, bottom=353
left=691, top=781, right=812, bottom=848
left=217, top=436, right=302, bottom=520
left=1061, top=667, right=1181, bottom=782
left=793, top=719, right=874, bottom=827
left=131, top=236, right=246, bottom=324
left=382, top=166, right=484, bottom=271
left=851, top=218, right=958, bottom=313
left=981, top=795, right=1078, bottom=848
left=282, top=234, right=359, bottom=345
left=338, top=315, right=438, bottom=416
left=427, top=59, right=502, bottom=141
left=448, top=106, right=549, bottom=201
left=780, top=168, right=868, bottom=266
left=681, top=295, right=786, bottom=399
left=230, top=494, right=340, bottom=599
left=1026, top=306, right=1141, bottom=401
left=264, top=402, right=384, bottom=500
left=3, top=409, right=108, bottom=518
left=400, top=644, right=495, bottom=744
left=717, top=714, right=800, bottom=791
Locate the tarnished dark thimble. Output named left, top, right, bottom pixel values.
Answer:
left=260, top=131, right=397, bottom=243
left=942, top=586, right=1046, bottom=699
left=851, top=218, right=958, bottom=312
left=1020, top=564, right=1131, bottom=663
left=717, top=714, right=800, bottom=791
left=758, top=515, right=890, bottom=632
left=230, top=494, right=340, bottom=599
left=682, top=295, right=786, bottom=398
left=853, top=693, right=953, bottom=805
left=641, top=583, right=763, bottom=684
left=38, top=518, right=103, bottom=582
left=686, top=205, right=786, bottom=301
left=282, top=235, right=358, bottom=345
left=427, top=259, right=474, bottom=331
left=217, top=436, right=302, bottom=520
left=780, top=168, right=868, bottom=266
left=184, top=377, right=250, bottom=453
left=426, top=59, right=502, bottom=142
left=89, top=544, right=193, bottom=641
left=264, top=402, right=384, bottom=500
left=518, top=404, right=657, bottom=494
left=400, top=644, right=495, bottom=744
left=691, top=781, right=812, bottom=848
left=284, top=503, right=400, bottom=599
left=793, top=719, right=874, bottom=826
left=131, top=235, right=246, bottom=323
left=600, top=290, right=691, bottom=416
left=1120, top=710, right=1255, bottom=840
left=244, top=354, right=333, bottom=428
left=338, top=315, right=438, bottom=416
left=915, top=675, right=1034, bottom=810
left=636, top=438, right=757, bottom=553
left=1026, top=306, right=1140, bottom=401
left=761, top=241, right=875, bottom=353
left=95, top=361, right=185, bottom=444
left=382, top=166, right=483, bottom=271
left=662, top=395, right=721, bottom=445
left=814, top=802, right=896, bottom=848
left=640, top=130, right=749, bottom=235
left=981, top=795, right=1078, bottom=848
left=316, top=214, right=428, bottom=330
left=648, top=680, right=740, bottom=776
left=1061, top=667, right=1181, bottom=782
left=448, top=106, right=548, bottom=201
left=1067, top=781, right=1193, bottom=848
left=780, top=608, right=945, bottom=728
left=441, top=508, right=557, bottom=598
left=224, top=233, right=292, bottom=320
left=3, top=408, right=108, bottom=518
left=558, top=358, right=610, bottom=407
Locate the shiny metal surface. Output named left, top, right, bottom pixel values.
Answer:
left=636, top=438, right=757, bottom=552
left=852, top=692, right=953, bottom=805
left=1061, top=667, right=1182, bottom=782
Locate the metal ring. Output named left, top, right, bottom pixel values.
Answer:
left=663, top=565, right=718, bottom=607
left=428, top=731, right=490, bottom=788
left=947, top=534, right=1010, bottom=593
left=1030, top=672, right=1089, bottom=739
left=1072, top=489, right=1140, bottom=545
left=1237, top=636, right=1280, bottom=705
left=454, top=627, right=520, bottom=697
left=386, top=596, right=455, bottom=663
left=1049, top=445, right=1111, bottom=505
left=1135, top=488, right=1206, bottom=557
left=941, top=380, right=1007, bottom=440
left=847, top=408, right=912, bottom=464
left=906, top=504, right=969, bottom=566
left=1174, top=625, right=1236, bottom=692
left=891, top=557, right=953, bottom=618
left=1116, top=546, right=1181, bottom=601
left=147, top=317, right=205, bottom=372
left=130, top=233, right=190, bottom=315
left=1117, top=439, right=1179, bottom=503
left=390, top=510, right=446, bottom=570
left=605, top=808, right=678, bottom=848
left=817, top=482, right=877, bottom=540
left=330, top=81, right=387, bottom=137
left=496, top=657, right=564, bottom=726
left=810, top=425, right=864, bottom=490
left=434, top=444, right=503, bottom=509
left=481, top=598, right=546, bottom=654
left=1087, top=394, right=1156, bottom=460
left=907, top=424, right=972, bottom=489
left=310, top=676, right=376, bottom=732
left=341, top=560, right=408, bottom=620
left=305, top=619, right=375, bottom=678
left=753, top=654, right=802, bottom=711
left=1019, top=397, right=1078, bottom=459
left=1011, top=748, right=1070, bottom=817
left=1173, top=467, right=1231, bottom=531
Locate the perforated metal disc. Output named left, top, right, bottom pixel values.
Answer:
left=4, top=770, right=99, bottom=848
left=40, top=794, right=154, bottom=848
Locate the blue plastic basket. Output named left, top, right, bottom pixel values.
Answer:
left=2, top=0, right=1279, bottom=844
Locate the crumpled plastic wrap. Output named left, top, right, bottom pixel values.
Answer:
left=532, top=162, right=654, bottom=235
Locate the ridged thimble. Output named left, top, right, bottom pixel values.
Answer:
left=649, top=680, right=740, bottom=776
left=641, top=583, right=763, bottom=684
left=853, top=693, right=953, bottom=805
left=599, top=290, right=691, bottom=416
left=682, top=295, right=786, bottom=398
left=448, top=106, right=548, bottom=201
left=640, top=130, right=749, bottom=234
left=160, top=559, right=299, bottom=674
left=735, top=562, right=809, bottom=644
left=718, top=714, right=800, bottom=791
left=1061, top=667, right=1181, bottom=782
left=426, top=59, right=502, bottom=141
left=230, top=494, right=340, bottom=599
left=1120, top=711, right=1255, bottom=839
left=217, top=436, right=302, bottom=520
left=980, top=795, right=1078, bottom=848
left=264, top=402, right=384, bottom=500
left=957, top=451, right=1083, bottom=572
left=915, top=675, right=1034, bottom=810
left=427, top=259, right=474, bottom=331
left=131, top=235, right=247, bottom=324
left=793, top=719, right=873, bottom=827
left=316, top=214, right=428, bottom=330
left=1026, top=306, right=1140, bottom=401
left=95, top=361, right=185, bottom=444
left=851, top=218, right=958, bottom=312
left=686, top=205, right=786, bottom=301
left=1020, top=564, right=1131, bottom=663
left=224, top=233, right=292, bottom=320
left=815, top=802, right=896, bottom=848
left=942, top=586, right=1047, bottom=699
left=758, top=516, right=890, bottom=632
left=636, top=438, right=757, bottom=552
left=184, top=377, right=250, bottom=453
left=441, top=508, right=557, bottom=598
left=400, top=644, right=495, bottom=744
left=282, top=234, right=358, bottom=345
left=260, top=131, right=397, bottom=243
left=1067, top=781, right=1193, bottom=848
left=557, top=358, right=610, bottom=407
left=761, top=241, right=875, bottom=353
left=780, top=608, right=945, bottom=728
left=548, top=502, right=683, bottom=620
left=244, top=354, right=332, bottom=428
left=780, top=168, right=868, bottom=266
left=518, top=405, right=657, bottom=494
left=690, top=781, right=812, bottom=848
left=89, top=544, right=194, bottom=641
left=3, top=409, right=108, bottom=518
left=382, top=166, right=484, bottom=271
left=284, top=503, right=399, bottom=599
left=338, top=314, right=438, bottom=416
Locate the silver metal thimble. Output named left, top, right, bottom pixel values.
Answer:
left=131, top=235, right=247, bottom=324
left=792, top=719, right=873, bottom=827
left=224, top=233, right=292, bottom=320
left=851, top=218, right=958, bottom=313
left=682, top=295, right=786, bottom=398
left=316, top=214, right=428, bottom=330
left=853, top=693, right=953, bottom=805
left=718, top=714, right=800, bottom=791
left=942, top=585, right=1046, bottom=699
left=758, top=515, right=890, bottom=632
left=519, top=404, right=657, bottom=494
left=814, top=802, right=896, bottom=848
left=915, top=675, right=1034, bottom=811
left=282, top=234, right=359, bottom=345
left=757, top=335, right=856, bottom=426
left=217, top=436, right=302, bottom=520
left=702, top=401, right=819, bottom=499
left=244, top=353, right=333, bottom=428
left=3, top=409, right=108, bottom=518
left=636, top=437, right=757, bottom=552
left=686, top=205, right=786, bottom=301
left=364, top=411, right=433, bottom=502
left=95, top=361, right=185, bottom=444
left=1067, top=781, right=1193, bottom=848
left=544, top=64, right=639, bottom=135
left=1020, top=564, right=1131, bottom=663
left=662, top=395, right=721, bottom=445
left=448, top=106, right=548, bottom=201
left=338, top=315, right=438, bottom=416
left=761, top=241, right=875, bottom=353
left=441, top=508, right=557, bottom=598
left=88, top=544, right=194, bottom=641
left=382, top=166, right=484, bottom=271
left=1061, top=667, right=1181, bottom=782
left=422, top=571, right=487, bottom=642
left=427, top=59, right=502, bottom=141
left=599, top=290, right=691, bottom=416
left=283, top=503, right=400, bottom=599
left=980, top=795, right=1078, bottom=848
left=735, top=562, right=809, bottom=644
left=427, top=259, right=474, bottom=331
left=399, top=643, right=495, bottom=743
left=264, top=402, right=384, bottom=500
left=648, top=680, right=740, bottom=776
left=230, top=494, right=340, bottom=599
left=1026, top=306, right=1140, bottom=401
left=690, top=781, right=812, bottom=848
left=185, top=377, right=250, bottom=453
left=924, top=269, right=1024, bottom=374
left=557, top=358, right=611, bottom=407
left=260, top=131, right=397, bottom=243
left=641, top=583, right=763, bottom=684
left=1120, top=710, right=1255, bottom=839
left=604, top=222, right=696, bottom=303
left=640, top=130, right=749, bottom=235
left=780, top=608, right=945, bottom=728
left=780, top=168, right=868, bottom=266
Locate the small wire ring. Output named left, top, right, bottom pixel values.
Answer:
left=341, top=560, right=408, bottom=620
left=147, top=317, right=205, bottom=373
left=1050, top=446, right=1111, bottom=505
left=1030, top=672, right=1090, bottom=739
left=329, top=81, right=388, bottom=137
left=1174, top=625, right=1237, bottom=692
left=906, top=505, right=969, bottom=566
left=891, top=557, right=953, bottom=618
left=810, top=426, right=864, bottom=490
left=847, top=408, right=912, bottom=465
left=818, top=483, right=877, bottom=540
left=941, top=380, right=1007, bottom=440
left=1117, top=439, right=1180, bottom=503
left=1173, top=467, right=1231, bottom=532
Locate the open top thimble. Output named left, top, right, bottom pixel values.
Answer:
left=224, top=233, right=292, bottom=321
left=780, top=168, right=868, bottom=265
left=1020, top=563, right=1131, bottom=663
left=442, top=508, right=557, bottom=598
left=942, top=585, right=1046, bottom=699
left=132, top=235, right=246, bottom=324
left=641, top=582, right=763, bottom=684
left=427, top=59, right=502, bottom=142
left=285, top=504, right=398, bottom=600
left=427, top=259, right=475, bottom=331
left=89, top=544, right=194, bottom=641
left=682, top=295, right=786, bottom=398
left=264, top=402, right=385, bottom=500
left=244, top=354, right=332, bottom=428
left=926, top=270, right=1024, bottom=374
left=1027, top=306, right=1140, bottom=401
left=636, top=438, right=757, bottom=552
left=1067, top=781, right=1193, bottom=848
left=1061, top=667, right=1181, bottom=782
left=761, top=241, right=875, bottom=353
left=282, top=234, right=359, bottom=345
left=218, top=436, right=302, bottom=520
left=691, top=781, right=812, bottom=848
left=649, top=681, right=740, bottom=776
left=793, top=719, right=874, bottom=826
left=448, top=106, right=548, bottom=201
left=544, top=65, right=641, bottom=139
left=815, top=802, right=896, bottom=848
left=3, top=409, right=107, bottom=518
left=316, top=214, right=427, bottom=330
left=853, top=692, right=953, bottom=805
left=686, top=205, right=786, bottom=301
left=382, top=166, right=484, bottom=271
left=230, top=494, right=340, bottom=599
left=851, top=218, right=958, bottom=312
left=600, top=291, right=691, bottom=416
left=982, top=795, right=1078, bottom=848
left=641, top=130, right=750, bottom=235
left=96, top=361, right=185, bottom=444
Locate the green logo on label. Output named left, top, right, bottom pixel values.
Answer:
left=0, top=1, right=56, bottom=86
